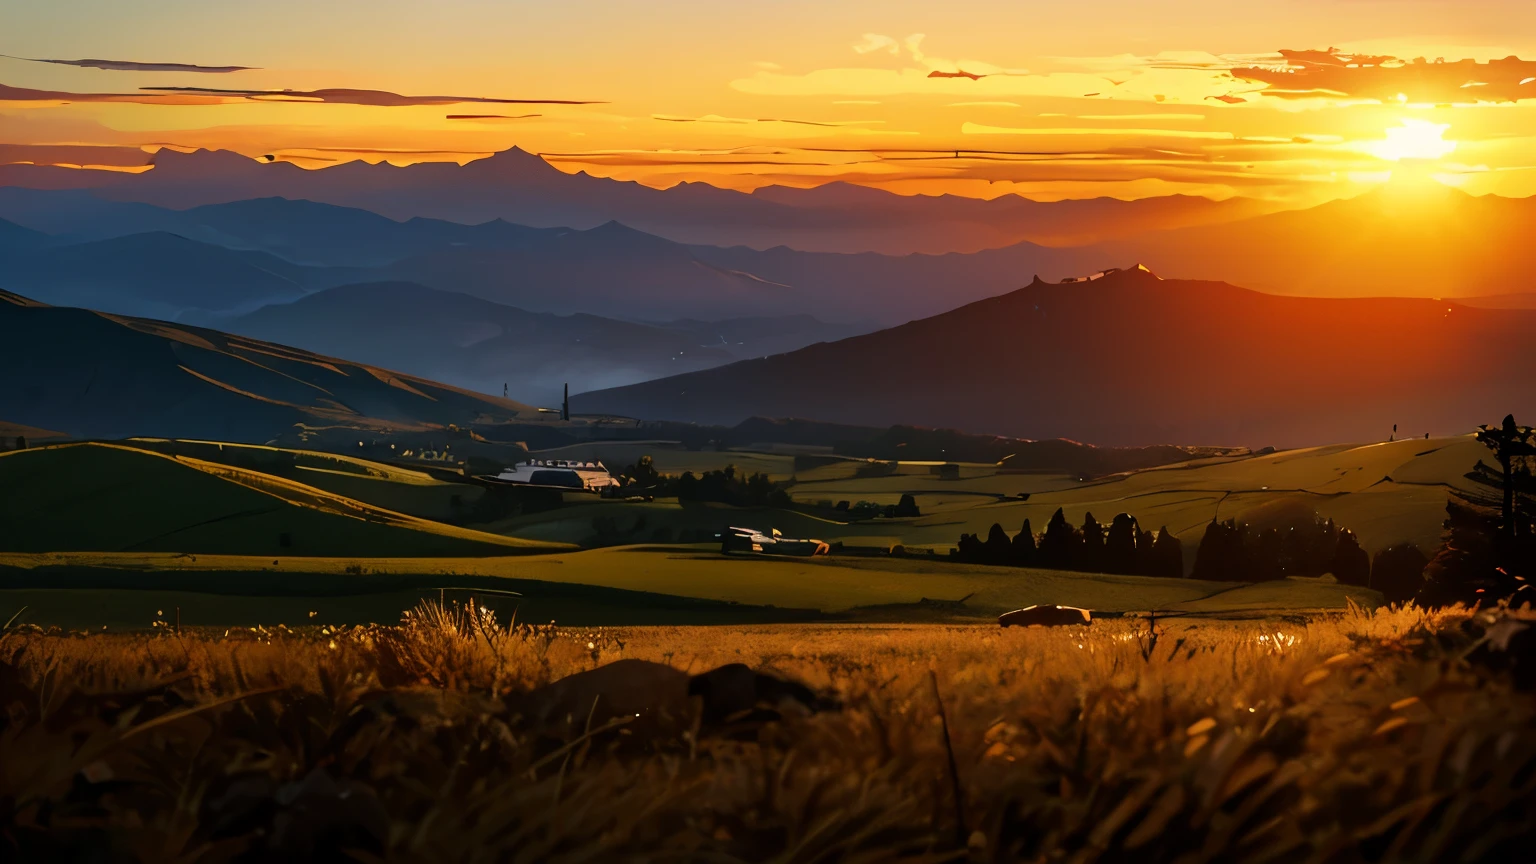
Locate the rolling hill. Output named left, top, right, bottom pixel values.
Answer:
left=0, top=287, right=552, bottom=441
left=573, top=266, right=1536, bottom=448
left=0, top=442, right=562, bottom=557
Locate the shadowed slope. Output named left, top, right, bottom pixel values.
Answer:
left=0, top=289, right=543, bottom=441
left=0, top=443, right=566, bottom=556
left=574, top=268, right=1536, bottom=448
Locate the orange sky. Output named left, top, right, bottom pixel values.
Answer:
left=5, top=0, right=1536, bottom=203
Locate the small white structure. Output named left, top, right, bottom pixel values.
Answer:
left=493, top=459, right=619, bottom=491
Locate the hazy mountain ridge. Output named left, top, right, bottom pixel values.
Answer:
left=573, top=268, right=1536, bottom=448
left=0, top=147, right=1274, bottom=254
left=225, top=281, right=862, bottom=406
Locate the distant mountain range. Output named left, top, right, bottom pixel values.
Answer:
left=5, top=153, right=1535, bottom=306
left=225, top=281, right=868, bottom=407
left=573, top=267, right=1536, bottom=448
left=0, top=147, right=1273, bottom=254
left=0, top=287, right=547, bottom=442
left=0, top=194, right=1075, bottom=325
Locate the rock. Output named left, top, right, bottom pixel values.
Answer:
left=687, top=663, right=835, bottom=726
left=519, top=659, right=690, bottom=738
left=999, top=605, right=1094, bottom=627
left=518, top=660, right=838, bottom=740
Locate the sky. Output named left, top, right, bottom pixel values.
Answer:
left=5, top=0, right=1536, bottom=203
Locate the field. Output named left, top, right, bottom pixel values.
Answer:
left=501, top=437, right=1482, bottom=561
left=0, top=545, right=1381, bottom=630
left=0, top=442, right=559, bottom=558
left=1, top=435, right=1480, bottom=630
left=2, top=602, right=1531, bottom=861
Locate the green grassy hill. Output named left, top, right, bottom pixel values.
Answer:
left=0, top=443, right=565, bottom=557
left=495, top=437, right=1481, bottom=565
left=120, top=438, right=487, bottom=522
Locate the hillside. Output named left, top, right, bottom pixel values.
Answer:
left=574, top=267, right=1536, bottom=448
left=228, top=282, right=869, bottom=406
left=0, top=443, right=564, bottom=557
left=0, top=288, right=551, bottom=441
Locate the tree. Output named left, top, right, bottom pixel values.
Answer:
left=1036, top=508, right=1081, bottom=569
left=630, top=455, right=660, bottom=487
left=1148, top=526, right=1184, bottom=578
left=1328, top=529, right=1371, bottom=586
left=15, top=436, right=26, bottom=450
left=1010, top=519, right=1036, bottom=566
left=1080, top=512, right=1106, bottom=572
left=1371, top=544, right=1428, bottom=605
left=1104, top=513, right=1140, bottom=575
left=676, top=471, right=698, bottom=501
left=1476, top=414, right=1535, bottom=540
left=1191, top=519, right=1245, bottom=581
left=894, top=494, right=921, bottom=518
left=983, top=523, right=1012, bottom=564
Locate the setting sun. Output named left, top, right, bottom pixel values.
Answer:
left=1363, top=118, right=1458, bottom=162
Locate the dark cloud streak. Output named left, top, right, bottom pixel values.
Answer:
left=1235, top=48, right=1536, bottom=103
left=141, top=86, right=603, bottom=106
left=1, top=54, right=258, bottom=73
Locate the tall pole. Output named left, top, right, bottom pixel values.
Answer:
left=562, top=383, right=569, bottom=421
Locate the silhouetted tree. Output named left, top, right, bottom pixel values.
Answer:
left=1191, top=519, right=1245, bottom=582
left=676, top=471, right=698, bottom=501
left=1371, top=543, right=1429, bottom=605
left=1147, top=526, right=1184, bottom=578
left=1080, top=512, right=1106, bottom=572
left=895, top=494, right=921, bottom=518
left=1036, top=508, right=1081, bottom=569
left=1419, top=495, right=1526, bottom=607
left=1010, top=519, right=1036, bottom=566
left=984, top=523, right=1012, bottom=564
left=1105, top=513, right=1140, bottom=575
left=1476, top=414, right=1536, bottom=540
left=957, top=532, right=983, bottom=561
left=1329, top=529, right=1371, bottom=586
left=15, top=436, right=26, bottom=450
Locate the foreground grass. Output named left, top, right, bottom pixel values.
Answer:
left=2, top=604, right=1532, bottom=861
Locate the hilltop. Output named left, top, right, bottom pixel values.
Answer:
left=574, top=267, right=1536, bottom=447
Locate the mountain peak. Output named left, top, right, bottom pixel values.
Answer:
left=148, top=148, right=267, bottom=177
left=465, top=146, right=561, bottom=179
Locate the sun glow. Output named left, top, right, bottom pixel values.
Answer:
left=1362, top=119, right=1457, bottom=162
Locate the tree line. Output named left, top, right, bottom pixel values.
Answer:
left=953, top=509, right=1184, bottom=578
left=617, top=456, right=790, bottom=508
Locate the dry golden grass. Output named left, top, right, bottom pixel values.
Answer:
left=1, top=603, right=1532, bottom=862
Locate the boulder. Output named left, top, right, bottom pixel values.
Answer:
left=999, top=605, right=1094, bottom=627
left=519, top=659, right=690, bottom=738
left=519, top=659, right=837, bottom=739
left=688, top=663, right=835, bottom=726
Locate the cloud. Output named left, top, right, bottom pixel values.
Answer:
left=652, top=114, right=885, bottom=128
left=1077, top=113, right=1206, bottom=120
left=1, top=54, right=258, bottom=73
left=0, top=82, right=602, bottom=108
left=962, top=123, right=1236, bottom=139
left=140, top=86, right=603, bottom=107
left=853, top=34, right=902, bottom=55
left=446, top=114, right=543, bottom=120
left=1233, top=48, right=1536, bottom=104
